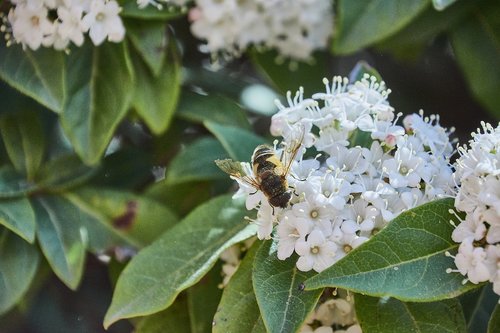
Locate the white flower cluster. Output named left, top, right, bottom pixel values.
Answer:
left=300, top=289, right=361, bottom=333
left=5, top=0, right=125, bottom=50
left=447, top=122, right=500, bottom=295
left=185, top=0, right=333, bottom=60
left=233, top=75, right=456, bottom=273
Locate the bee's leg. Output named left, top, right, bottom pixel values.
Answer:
left=249, top=189, right=259, bottom=195
left=272, top=206, right=275, bottom=215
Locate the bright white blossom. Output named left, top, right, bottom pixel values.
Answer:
left=5, top=0, right=125, bottom=50
left=187, top=0, right=333, bottom=60
left=226, top=74, right=455, bottom=273
left=448, top=122, right=500, bottom=296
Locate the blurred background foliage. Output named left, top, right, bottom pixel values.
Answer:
left=0, top=0, right=499, bottom=331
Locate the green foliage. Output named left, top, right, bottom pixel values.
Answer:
left=355, top=295, right=466, bottom=333
left=253, top=241, right=322, bottom=333
left=333, top=0, right=430, bottom=54
left=213, top=241, right=266, bottom=333
left=305, top=199, right=478, bottom=301
left=1, top=0, right=500, bottom=331
left=104, top=195, right=257, bottom=328
left=451, top=0, right=500, bottom=118
left=0, top=230, right=40, bottom=314
left=60, top=42, right=134, bottom=164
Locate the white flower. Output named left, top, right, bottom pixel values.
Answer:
left=82, top=0, right=125, bottom=45
left=295, top=229, right=337, bottom=272
left=8, top=3, right=55, bottom=50
left=276, top=212, right=313, bottom=260
left=57, top=5, right=85, bottom=46
left=454, top=238, right=491, bottom=284
left=189, top=0, right=333, bottom=60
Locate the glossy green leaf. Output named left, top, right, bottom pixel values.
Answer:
left=0, top=197, right=35, bottom=243
left=450, top=1, right=500, bottom=118
left=104, top=195, right=257, bottom=328
left=0, top=165, right=37, bottom=198
left=251, top=49, right=328, bottom=95
left=176, top=90, right=251, bottom=129
left=65, top=187, right=178, bottom=246
left=166, top=137, right=229, bottom=185
left=356, top=294, right=466, bottom=333
left=205, top=122, right=266, bottom=162
left=119, top=0, right=184, bottom=20
left=44, top=193, right=138, bottom=254
left=214, top=241, right=266, bottom=333
left=0, top=230, right=40, bottom=314
left=0, top=110, right=45, bottom=181
left=461, top=285, right=498, bottom=333
left=334, top=0, right=430, bottom=54
left=35, top=154, right=98, bottom=192
left=0, top=44, right=65, bottom=113
left=127, top=20, right=169, bottom=77
left=253, top=241, right=322, bottom=333
left=61, top=42, right=134, bottom=165
left=187, top=262, right=223, bottom=333
left=305, top=199, right=478, bottom=301
left=132, top=39, right=181, bottom=135
left=135, top=295, right=191, bottom=333
left=34, top=196, right=87, bottom=290
left=489, top=303, right=500, bottom=333
left=377, top=0, right=474, bottom=60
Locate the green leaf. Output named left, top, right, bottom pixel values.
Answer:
left=46, top=193, right=138, bottom=254
left=334, top=0, right=430, bottom=54
left=35, top=154, right=98, bottom=192
left=166, top=137, right=229, bottom=185
left=253, top=241, right=322, bottom=333
left=131, top=38, right=181, bottom=135
left=0, top=165, right=37, bottom=198
left=0, top=230, right=40, bottom=314
left=205, top=122, right=266, bottom=162
left=33, top=196, right=87, bottom=290
left=461, top=285, right=498, bottom=333
left=450, top=1, right=500, bottom=118
left=135, top=295, right=191, bottom=333
left=356, top=294, right=466, bottom=333
left=489, top=303, right=500, bottom=333
left=0, top=110, right=45, bottom=181
left=127, top=20, right=169, bottom=77
left=119, top=0, right=184, bottom=20
left=377, top=0, right=475, bottom=60
left=176, top=90, right=251, bottom=129
left=187, top=262, right=224, bottom=333
left=65, top=187, right=178, bottom=246
left=61, top=42, right=134, bottom=165
left=104, top=195, right=257, bottom=328
left=0, top=44, right=65, bottom=113
left=251, top=49, right=328, bottom=95
left=0, top=197, right=35, bottom=243
left=214, top=241, right=267, bottom=333
left=305, top=199, right=478, bottom=301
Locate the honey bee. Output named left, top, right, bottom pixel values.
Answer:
left=215, top=130, right=304, bottom=210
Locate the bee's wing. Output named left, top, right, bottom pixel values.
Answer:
left=215, top=159, right=261, bottom=189
left=281, top=126, right=305, bottom=177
